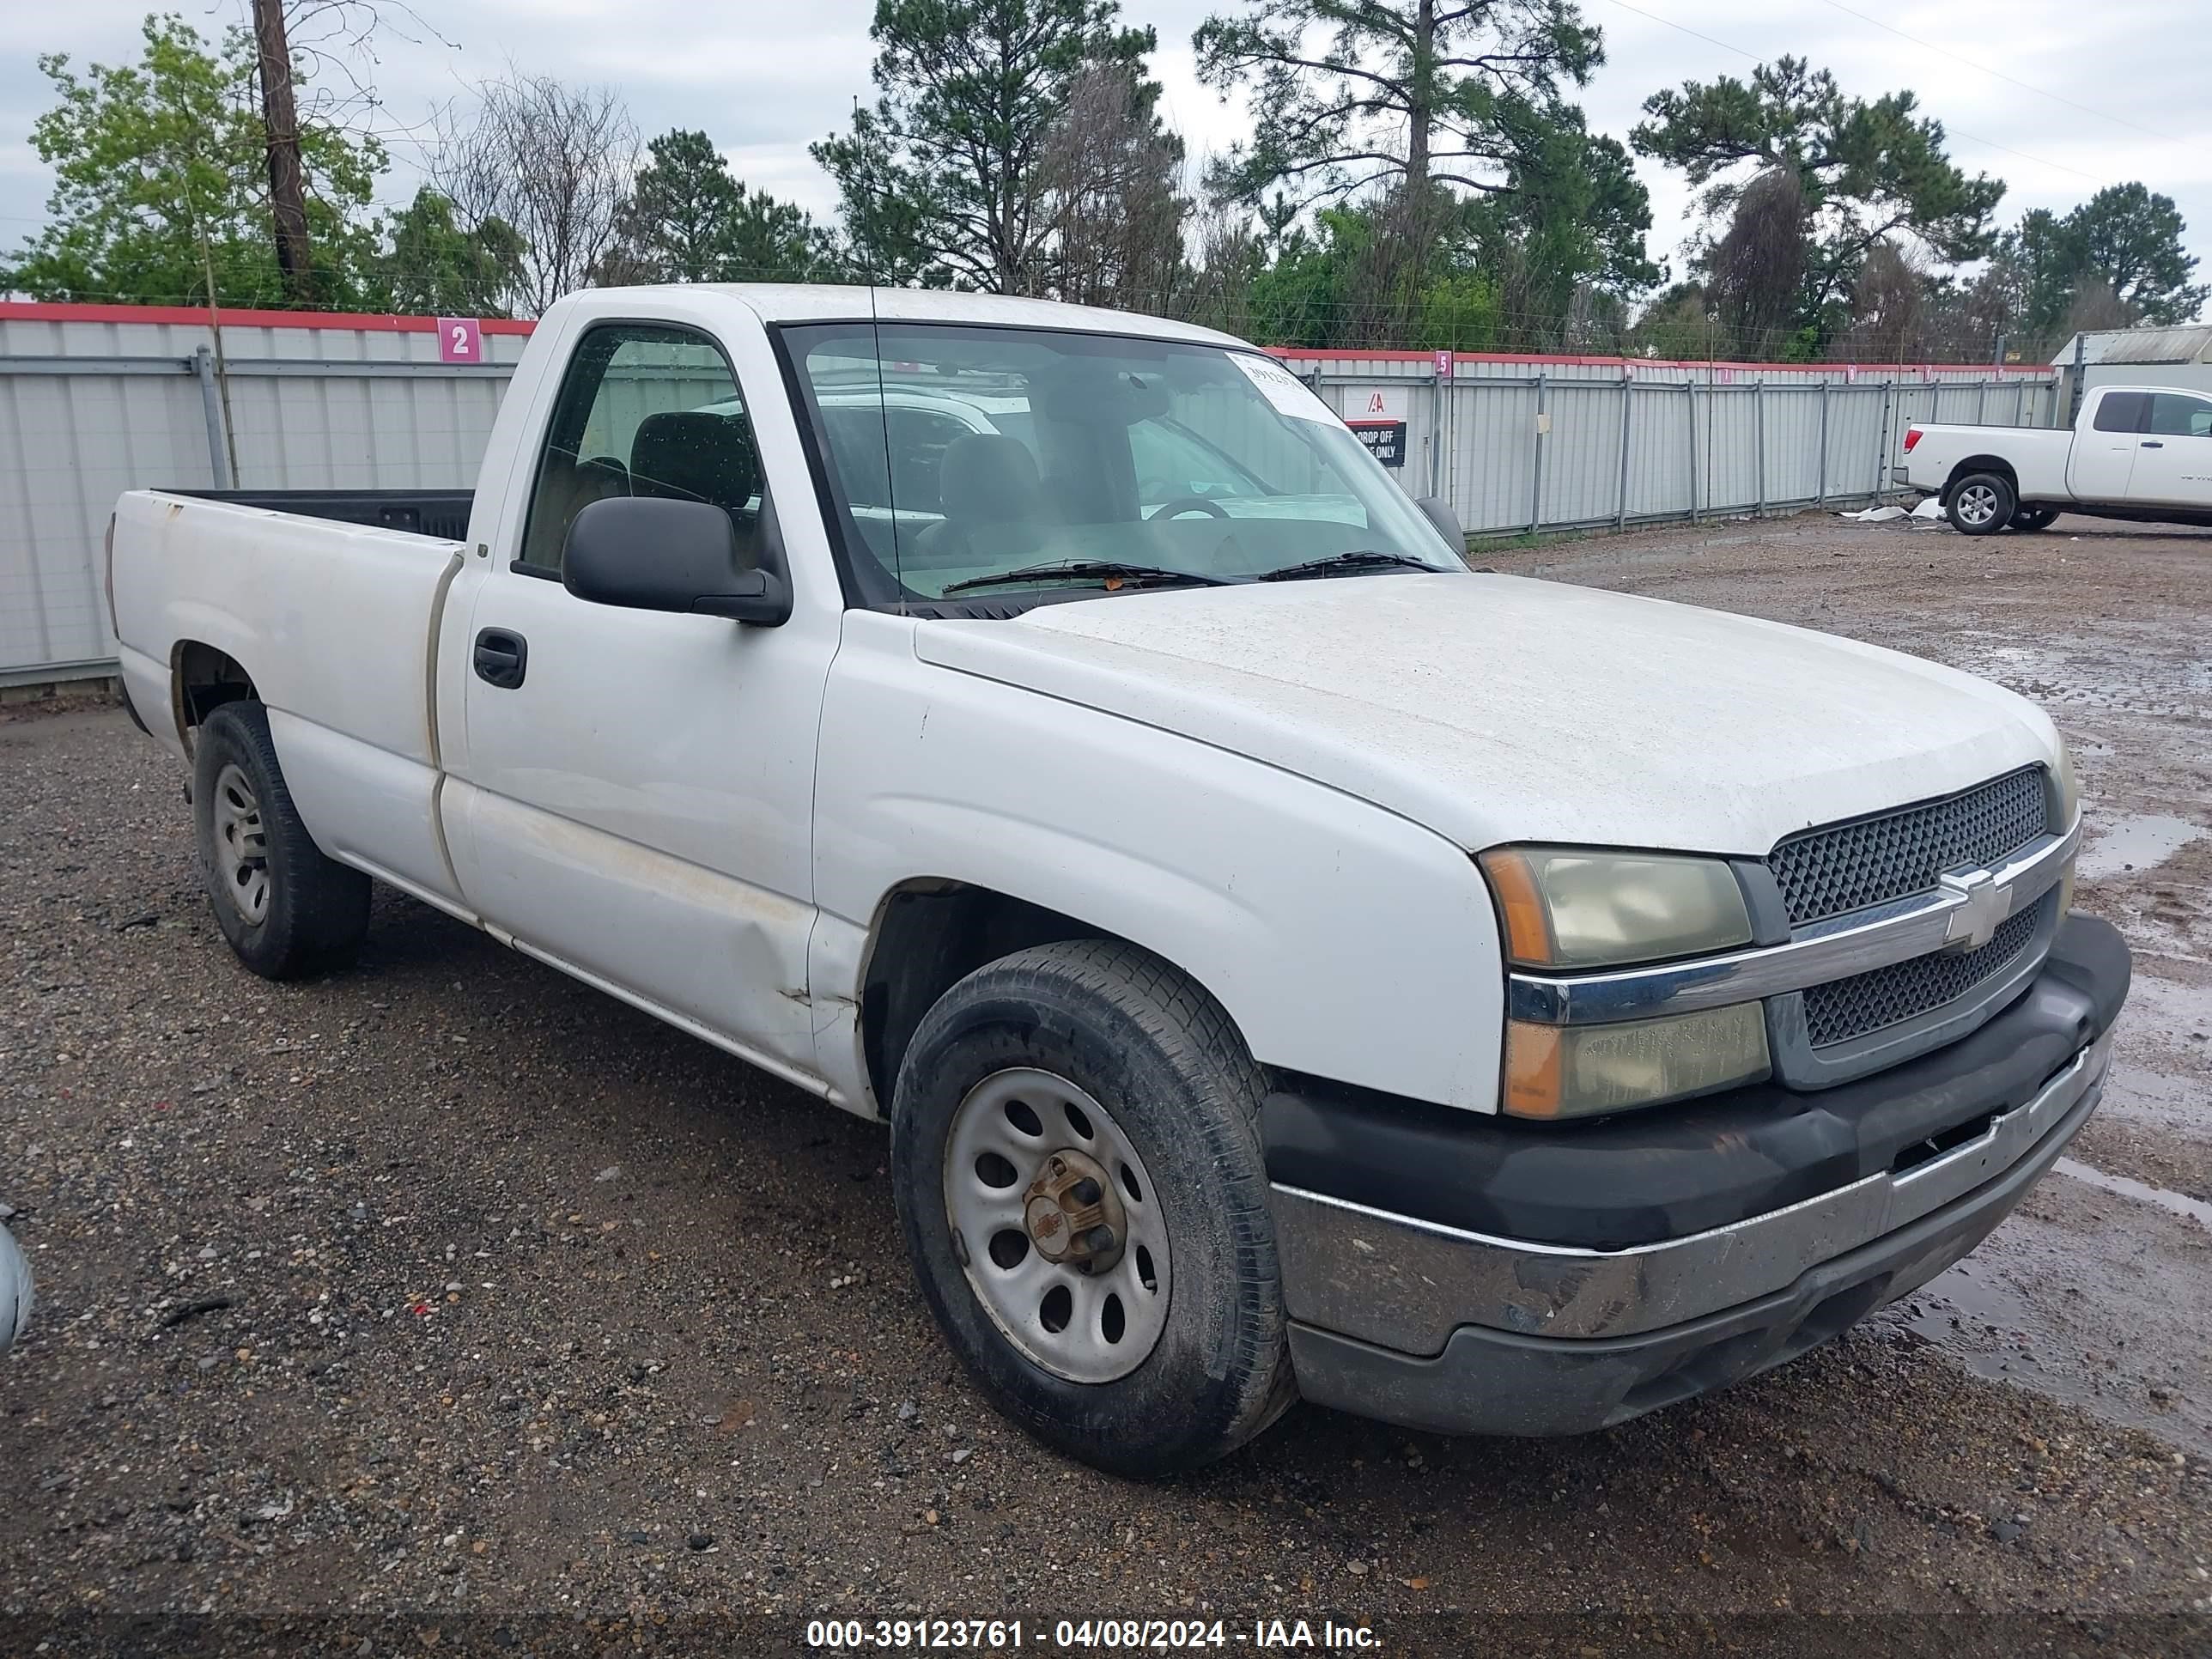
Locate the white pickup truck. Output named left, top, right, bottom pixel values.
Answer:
left=1898, top=382, right=2212, bottom=535
left=108, top=285, right=2129, bottom=1475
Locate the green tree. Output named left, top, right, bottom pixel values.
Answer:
left=603, top=129, right=842, bottom=285
left=375, top=187, right=525, bottom=316
left=2, top=13, right=386, bottom=307
left=2056, top=184, right=2207, bottom=328
left=1194, top=0, right=1639, bottom=341
left=1194, top=0, right=1601, bottom=210
left=1455, top=119, right=1656, bottom=343
left=1243, top=205, right=1504, bottom=350
left=812, top=0, right=1158, bottom=292
left=1632, top=56, right=2004, bottom=341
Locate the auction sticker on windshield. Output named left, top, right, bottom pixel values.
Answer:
left=1231, top=353, right=1341, bottom=425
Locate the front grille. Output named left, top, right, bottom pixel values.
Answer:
left=1802, top=905, right=2039, bottom=1048
left=1767, top=767, right=2050, bottom=927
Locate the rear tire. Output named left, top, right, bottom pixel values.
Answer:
left=891, top=939, right=1293, bottom=1478
left=191, top=701, right=370, bottom=979
left=2011, top=505, right=2060, bottom=532
left=1945, top=471, right=2015, bottom=536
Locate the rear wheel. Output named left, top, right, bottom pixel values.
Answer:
left=891, top=939, right=1293, bottom=1477
left=191, top=701, right=370, bottom=978
left=1945, top=471, right=2016, bottom=536
left=2011, top=504, right=2060, bottom=532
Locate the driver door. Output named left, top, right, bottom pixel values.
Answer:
left=441, top=320, right=834, bottom=1087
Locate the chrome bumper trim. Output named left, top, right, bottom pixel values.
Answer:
left=1508, top=815, right=2080, bottom=1025
left=1273, top=1029, right=2110, bottom=1352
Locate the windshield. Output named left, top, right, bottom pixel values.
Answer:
left=781, top=321, right=1463, bottom=607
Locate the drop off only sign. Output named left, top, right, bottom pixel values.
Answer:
left=1347, top=385, right=1409, bottom=469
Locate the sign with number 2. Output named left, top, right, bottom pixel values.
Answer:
left=436, top=317, right=483, bottom=364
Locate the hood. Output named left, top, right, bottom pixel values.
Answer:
left=911, top=573, right=2057, bottom=855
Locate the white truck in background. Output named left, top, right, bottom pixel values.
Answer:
left=1899, top=383, right=2212, bottom=534
left=106, top=284, right=2128, bottom=1475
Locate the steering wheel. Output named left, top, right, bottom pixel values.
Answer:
left=1148, top=495, right=1231, bottom=521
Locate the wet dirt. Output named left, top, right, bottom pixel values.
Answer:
left=1492, top=511, right=2212, bottom=1468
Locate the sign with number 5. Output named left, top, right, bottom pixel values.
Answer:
left=436, top=317, right=483, bottom=364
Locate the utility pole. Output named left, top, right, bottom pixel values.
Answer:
left=252, top=0, right=314, bottom=304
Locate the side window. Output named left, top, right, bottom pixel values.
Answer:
left=515, top=324, right=757, bottom=575
left=2146, top=393, right=2212, bottom=439
left=2091, top=391, right=2148, bottom=434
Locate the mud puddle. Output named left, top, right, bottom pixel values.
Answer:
left=2056, top=1157, right=2212, bottom=1227
left=2080, top=813, right=2209, bottom=879
left=1888, top=1173, right=2212, bottom=1459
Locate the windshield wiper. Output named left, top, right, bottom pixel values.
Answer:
left=939, top=560, right=1230, bottom=596
left=1256, top=550, right=1437, bottom=582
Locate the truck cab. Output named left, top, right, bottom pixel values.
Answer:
left=108, top=285, right=2129, bottom=1475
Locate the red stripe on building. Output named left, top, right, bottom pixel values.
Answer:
left=0, top=300, right=537, bottom=334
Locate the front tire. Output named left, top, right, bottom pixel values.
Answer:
left=891, top=939, right=1293, bottom=1477
left=191, top=701, right=370, bottom=979
left=1945, top=471, right=2015, bottom=536
left=2011, top=504, right=2060, bottom=532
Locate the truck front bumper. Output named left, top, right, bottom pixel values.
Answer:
left=1266, top=913, right=2129, bottom=1437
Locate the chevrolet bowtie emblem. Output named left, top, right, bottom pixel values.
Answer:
left=1939, top=868, right=2009, bottom=951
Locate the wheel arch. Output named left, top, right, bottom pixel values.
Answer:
left=170, top=640, right=260, bottom=756
left=854, top=878, right=1249, bottom=1121
left=1945, top=456, right=2019, bottom=493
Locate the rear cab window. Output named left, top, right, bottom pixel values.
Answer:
left=2091, top=392, right=2148, bottom=434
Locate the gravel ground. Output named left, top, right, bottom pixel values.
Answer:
left=3, top=511, right=2210, bottom=1656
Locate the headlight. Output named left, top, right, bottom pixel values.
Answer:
left=1504, top=1003, right=1771, bottom=1119
left=1479, top=847, right=1753, bottom=969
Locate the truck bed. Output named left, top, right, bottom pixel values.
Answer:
left=109, top=489, right=468, bottom=912
left=170, top=489, right=475, bottom=544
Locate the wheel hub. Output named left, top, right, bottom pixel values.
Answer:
left=210, top=763, right=270, bottom=924
left=1022, top=1148, right=1126, bottom=1273
left=942, top=1067, right=1172, bottom=1384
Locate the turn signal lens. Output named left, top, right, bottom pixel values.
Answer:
left=1480, top=847, right=1753, bottom=969
left=1504, top=1003, right=1771, bottom=1120
left=1903, top=427, right=1923, bottom=453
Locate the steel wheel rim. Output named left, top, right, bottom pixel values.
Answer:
left=211, top=763, right=270, bottom=924
left=944, top=1067, right=1170, bottom=1383
left=1957, top=483, right=1998, bottom=526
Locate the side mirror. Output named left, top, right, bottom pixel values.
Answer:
left=562, top=496, right=791, bottom=627
left=1414, top=494, right=1467, bottom=556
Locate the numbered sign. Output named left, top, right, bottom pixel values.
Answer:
left=436, top=317, right=483, bottom=364
left=1433, top=349, right=1454, bottom=381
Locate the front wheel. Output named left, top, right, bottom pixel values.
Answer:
left=2011, top=504, right=2060, bottom=532
left=1945, top=471, right=2016, bottom=536
left=891, top=939, right=1293, bottom=1477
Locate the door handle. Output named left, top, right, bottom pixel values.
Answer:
left=473, top=627, right=528, bottom=689
left=2142, top=441, right=2165, bottom=449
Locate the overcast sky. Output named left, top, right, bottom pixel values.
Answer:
left=3, top=0, right=2207, bottom=303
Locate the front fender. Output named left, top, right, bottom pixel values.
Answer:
left=814, top=614, right=1504, bottom=1113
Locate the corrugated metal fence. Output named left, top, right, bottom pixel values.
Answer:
left=1278, top=349, right=2063, bottom=537
left=0, top=303, right=530, bottom=687
left=0, top=301, right=2061, bottom=687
